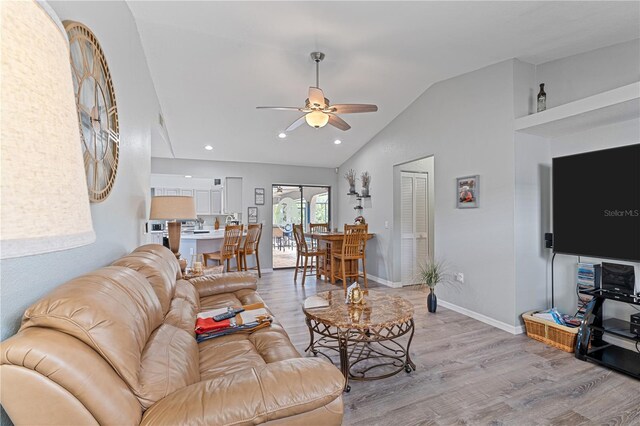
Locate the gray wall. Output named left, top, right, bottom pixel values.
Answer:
left=337, top=60, right=519, bottom=327
left=535, top=39, right=640, bottom=108
left=512, top=39, right=640, bottom=329
left=151, top=158, right=338, bottom=271
left=0, top=1, right=161, bottom=423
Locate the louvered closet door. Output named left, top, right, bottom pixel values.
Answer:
left=401, top=172, right=429, bottom=284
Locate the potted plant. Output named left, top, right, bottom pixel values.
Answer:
left=418, top=260, right=452, bottom=313
left=361, top=171, right=371, bottom=197
left=345, top=169, right=357, bottom=194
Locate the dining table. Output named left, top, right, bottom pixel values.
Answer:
left=310, top=231, right=375, bottom=285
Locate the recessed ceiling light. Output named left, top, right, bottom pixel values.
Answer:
left=184, top=175, right=192, bottom=178
left=278, top=132, right=287, bottom=139
left=204, top=145, right=213, bottom=151
left=334, top=139, right=342, bottom=145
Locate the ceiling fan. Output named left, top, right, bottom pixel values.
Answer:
left=257, top=52, right=378, bottom=132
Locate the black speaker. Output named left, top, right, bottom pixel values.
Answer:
left=544, top=232, right=553, bottom=249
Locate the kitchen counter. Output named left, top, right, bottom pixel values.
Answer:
left=180, top=230, right=226, bottom=240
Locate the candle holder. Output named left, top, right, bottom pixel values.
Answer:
left=190, top=254, right=205, bottom=275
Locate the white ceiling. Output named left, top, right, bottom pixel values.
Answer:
left=128, top=1, right=639, bottom=168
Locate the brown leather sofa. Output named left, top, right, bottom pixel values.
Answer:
left=1, top=244, right=344, bottom=425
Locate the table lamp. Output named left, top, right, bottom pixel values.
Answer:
left=1, top=0, right=96, bottom=259
left=149, top=196, right=196, bottom=258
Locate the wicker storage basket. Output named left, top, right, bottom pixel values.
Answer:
left=522, top=310, right=579, bottom=353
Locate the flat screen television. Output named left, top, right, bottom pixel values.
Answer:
left=552, top=144, right=640, bottom=262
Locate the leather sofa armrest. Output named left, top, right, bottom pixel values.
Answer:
left=140, top=358, right=344, bottom=426
left=189, top=272, right=258, bottom=297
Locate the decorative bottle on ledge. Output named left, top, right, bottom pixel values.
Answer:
left=537, top=83, right=547, bottom=112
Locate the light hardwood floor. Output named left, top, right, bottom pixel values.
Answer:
left=257, top=270, right=640, bottom=426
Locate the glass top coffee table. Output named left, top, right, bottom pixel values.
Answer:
left=303, top=290, right=416, bottom=392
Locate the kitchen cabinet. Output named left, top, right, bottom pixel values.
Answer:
left=164, top=188, right=180, bottom=196
left=211, top=189, right=223, bottom=215
left=194, top=190, right=212, bottom=215
left=224, top=177, right=242, bottom=214
left=180, top=189, right=194, bottom=197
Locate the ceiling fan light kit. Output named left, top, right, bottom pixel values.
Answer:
left=305, top=110, right=329, bottom=128
left=257, top=52, right=378, bottom=133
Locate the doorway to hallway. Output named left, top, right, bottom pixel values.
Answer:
left=272, top=184, right=331, bottom=269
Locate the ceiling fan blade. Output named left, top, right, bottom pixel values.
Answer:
left=285, top=115, right=307, bottom=132
left=330, top=104, right=378, bottom=114
left=328, top=114, right=351, bottom=131
left=308, top=87, right=326, bottom=108
left=256, top=106, right=303, bottom=111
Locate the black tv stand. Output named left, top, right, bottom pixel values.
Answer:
left=575, top=289, right=640, bottom=380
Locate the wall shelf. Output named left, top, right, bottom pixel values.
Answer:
left=514, top=82, right=639, bottom=138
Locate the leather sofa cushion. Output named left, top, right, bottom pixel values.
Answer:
left=174, top=279, right=200, bottom=310
left=164, top=297, right=197, bottom=336
left=138, top=324, right=200, bottom=409
left=112, top=251, right=177, bottom=315
left=133, top=244, right=182, bottom=280
left=190, top=272, right=257, bottom=298
left=249, top=329, right=301, bottom=363
left=200, top=289, right=265, bottom=311
left=198, top=340, right=266, bottom=381
left=197, top=324, right=299, bottom=377
left=1, top=327, right=143, bottom=425
left=140, top=358, right=345, bottom=426
left=21, top=266, right=163, bottom=391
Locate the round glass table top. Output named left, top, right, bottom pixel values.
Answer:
left=303, top=290, right=414, bottom=329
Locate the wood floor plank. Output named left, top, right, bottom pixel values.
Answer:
left=256, top=270, right=640, bottom=425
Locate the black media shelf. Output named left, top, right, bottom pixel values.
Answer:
left=580, top=288, right=639, bottom=304
left=575, top=291, right=640, bottom=380
left=583, top=345, right=640, bottom=379
left=589, top=318, right=640, bottom=342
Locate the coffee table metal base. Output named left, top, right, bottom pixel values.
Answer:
left=305, top=317, right=416, bottom=392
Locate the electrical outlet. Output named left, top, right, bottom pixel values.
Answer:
left=455, top=272, right=464, bottom=283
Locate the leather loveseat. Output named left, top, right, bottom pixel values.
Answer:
left=0, top=244, right=344, bottom=425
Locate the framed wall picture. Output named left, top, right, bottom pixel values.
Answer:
left=456, top=175, right=479, bottom=208
left=254, top=188, right=265, bottom=205
left=248, top=207, right=258, bottom=223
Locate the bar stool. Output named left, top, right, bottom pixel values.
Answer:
left=332, top=223, right=368, bottom=290
left=203, top=224, right=243, bottom=272
left=293, top=224, right=326, bottom=285
left=239, top=223, right=262, bottom=277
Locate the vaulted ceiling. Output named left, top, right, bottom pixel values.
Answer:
left=128, top=1, right=639, bottom=167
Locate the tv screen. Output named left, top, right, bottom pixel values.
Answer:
left=552, top=144, right=640, bottom=262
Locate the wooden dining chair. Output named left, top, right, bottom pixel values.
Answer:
left=332, top=223, right=368, bottom=290
left=309, top=222, right=330, bottom=277
left=238, top=223, right=262, bottom=277
left=203, top=224, right=243, bottom=272
left=293, top=224, right=326, bottom=285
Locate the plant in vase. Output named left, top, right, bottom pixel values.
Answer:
left=361, top=171, right=371, bottom=197
left=418, top=260, right=452, bottom=313
left=345, top=169, right=357, bottom=194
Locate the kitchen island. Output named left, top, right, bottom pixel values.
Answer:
left=179, top=230, right=226, bottom=266
left=180, top=229, right=249, bottom=268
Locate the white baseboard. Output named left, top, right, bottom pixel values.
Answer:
left=366, top=273, right=403, bottom=288
left=438, top=299, right=525, bottom=335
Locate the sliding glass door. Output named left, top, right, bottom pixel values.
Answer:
left=272, top=184, right=330, bottom=269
